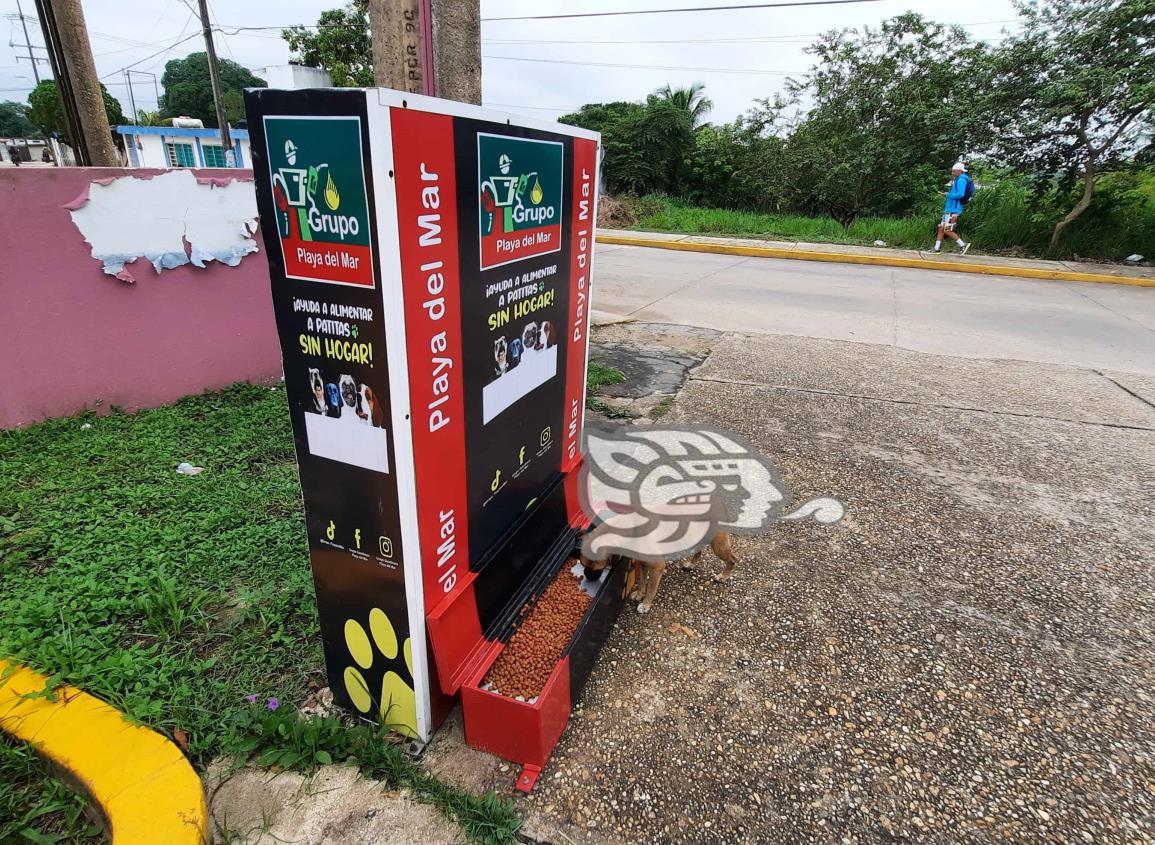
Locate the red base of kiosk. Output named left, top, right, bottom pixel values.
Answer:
left=425, top=467, right=630, bottom=789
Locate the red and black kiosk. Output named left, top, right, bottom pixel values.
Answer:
left=244, top=87, right=621, bottom=788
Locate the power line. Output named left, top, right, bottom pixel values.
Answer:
left=483, top=54, right=802, bottom=75
left=487, top=36, right=816, bottom=45
left=212, top=15, right=1018, bottom=43
left=482, top=0, right=885, bottom=23
left=482, top=19, right=1018, bottom=46
left=97, top=30, right=199, bottom=80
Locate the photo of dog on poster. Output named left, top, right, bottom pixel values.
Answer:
left=300, top=365, right=390, bottom=472
left=303, top=367, right=386, bottom=428
left=484, top=319, right=558, bottom=423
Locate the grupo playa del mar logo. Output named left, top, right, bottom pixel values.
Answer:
left=264, top=115, right=374, bottom=287
left=478, top=133, right=564, bottom=270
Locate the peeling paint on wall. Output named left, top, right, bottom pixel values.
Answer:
left=68, top=170, right=260, bottom=283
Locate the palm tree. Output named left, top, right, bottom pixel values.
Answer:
left=135, top=109, right=169, bottom=127
left=653, top=82, right=714, bottom=127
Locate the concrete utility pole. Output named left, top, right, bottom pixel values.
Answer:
left=367, top=0, right=480, bottom=104
left=195, top=0, right=233, bottom=162
left=51, top=0, right=117, bottom=166
left=431, top=0, right=480, bottom=105
left=368, top=0, right=429, bottom=94
left=15, top=0, right=41, bottom=84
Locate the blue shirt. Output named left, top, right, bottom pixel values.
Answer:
left=944, top=173, right=970, bottom=215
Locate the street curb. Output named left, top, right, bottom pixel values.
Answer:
left=0, top=659, right=208, bottom=845
left=595, top=233, right=1155, bottom=288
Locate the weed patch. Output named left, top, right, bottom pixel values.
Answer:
left=586, top=362, right=625, bottom=392
left=0, top=734, right=103, bottom=844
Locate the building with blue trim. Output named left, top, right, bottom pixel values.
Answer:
left=116, top=125, right=251, bottom=169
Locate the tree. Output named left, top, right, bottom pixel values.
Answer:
left=653, top=82, right=714, bottom=128
left=135, top=109, right=168, bottom=127
left=683, top=118, right=788, bottom=211
left=160, top=52, right=265, bottom=127
left=223, top=90, right=245, bottom=124
left=987, top=0, right=1155, bottom=249
left=282, top=0, right=372, bottom=87
left=27, top=80, right=125, bottom=144
left=0, top=101, right=37, bottom=137
left=764, top=13, right=994, bottom=227
left=561, top=98, right=695, bottom=195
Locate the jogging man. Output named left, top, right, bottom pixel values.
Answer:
left=934, top=162, right=971, bottom=255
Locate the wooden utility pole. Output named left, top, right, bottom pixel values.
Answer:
left=50, top=0, right=117, bottom=166
left=368, top=0, right=428, bottom=94
left=195, top=0, right=233, bottom=163
left=431, top=0, right=480, bottom=105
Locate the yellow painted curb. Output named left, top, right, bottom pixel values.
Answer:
left=596, top=233, right=1155, bottom=288
left=0, top=659, right=208, bottom=845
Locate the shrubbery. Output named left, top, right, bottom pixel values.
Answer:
left=613, top=169, right=1155, bottom=261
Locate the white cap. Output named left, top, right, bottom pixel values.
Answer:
left=952, top=161, right=967, bottom=172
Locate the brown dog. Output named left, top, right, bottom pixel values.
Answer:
left=583, top=532, right=739, bottom=615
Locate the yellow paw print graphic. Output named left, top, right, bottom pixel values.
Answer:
left=342, top=608, right=417, bottom=738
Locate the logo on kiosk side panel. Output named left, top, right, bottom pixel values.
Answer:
left=264, top=115, right=375, bottom=287
left=478, top=133, right=564, bottom=271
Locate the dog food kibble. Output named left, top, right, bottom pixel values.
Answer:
left=484, top=565, right=593, bottom=700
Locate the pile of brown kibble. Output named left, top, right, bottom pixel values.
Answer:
left=484, top=564, right=592, bottom=700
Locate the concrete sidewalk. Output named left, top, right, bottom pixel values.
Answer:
left=517, top=323, right=1155, bottom=844
left=599, top=229, right=1155, bottom=286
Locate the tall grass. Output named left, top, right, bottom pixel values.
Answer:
left=620, top=173, right=1155, bottom=261
left=636, top=202, right=950, bottom=251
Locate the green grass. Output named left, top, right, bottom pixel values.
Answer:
left=585, top=361, right=638, bottom=419
left=0, top=384, right=521, bottom=844
left=633, top=200, right=936, bottom=250
left=0, top=383, right=318, bottom=764
left=621, top=189, right=1155, bottom=261
left=649, top=396, right=675, bottom=419
left=586, top=361, right=625, bottom=392
left=0, top=734, right=103, bottom=844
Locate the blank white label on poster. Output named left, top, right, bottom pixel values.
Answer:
left=304, top=412, right=390, bottom=472
left=483, top=346, right=558, bottom=424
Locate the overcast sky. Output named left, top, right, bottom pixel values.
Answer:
left=1, top=0, right=1020, bottom=124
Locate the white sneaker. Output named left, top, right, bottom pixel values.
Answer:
left=959, top=242, right=971, bottom=256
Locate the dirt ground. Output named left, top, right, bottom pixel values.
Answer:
left=427, top=322, right=1155, bottom=844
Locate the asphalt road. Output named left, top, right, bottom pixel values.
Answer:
left=593, top=244, right=1155, bottom=375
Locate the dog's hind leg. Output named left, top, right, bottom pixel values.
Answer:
left=637, top=562, right=666, bottom=615
left=681, top=548, right=704, bottom=570
left=711, top=532, right=740, bottom=582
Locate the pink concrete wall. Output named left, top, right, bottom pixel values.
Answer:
left=0, top=167, right=281, bottom=429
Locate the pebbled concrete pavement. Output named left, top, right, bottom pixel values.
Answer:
left=510, top=324, right=1155, bottom=844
